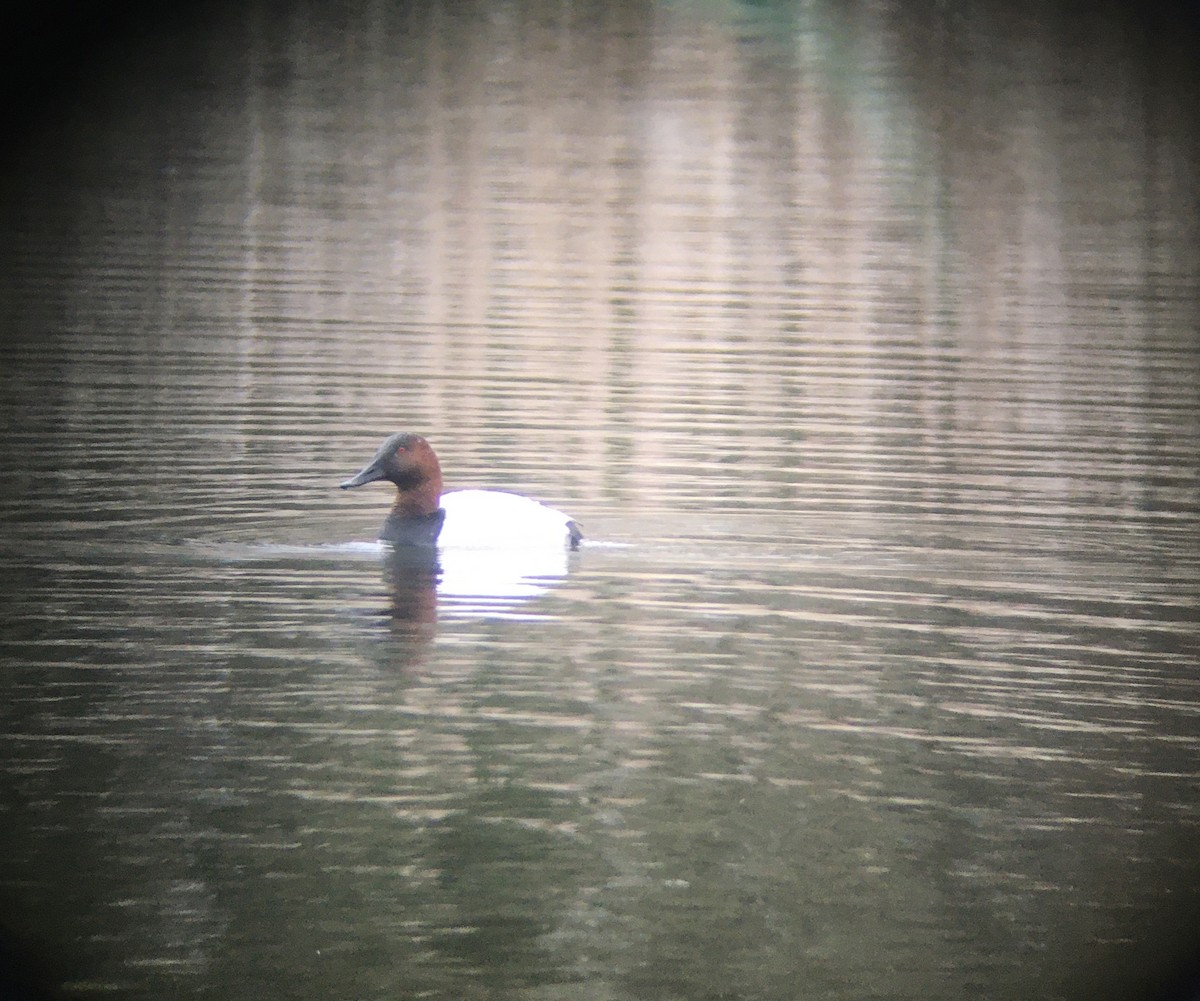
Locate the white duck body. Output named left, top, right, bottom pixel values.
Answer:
left=437, top=489, right=580, bottom=550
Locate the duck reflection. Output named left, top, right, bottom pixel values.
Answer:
left=382, top=543, right=442, bottom=636
left=383, top=540, right=574, bottom=630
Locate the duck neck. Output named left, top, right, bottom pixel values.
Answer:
left=390, top=467, right=443, bottom=518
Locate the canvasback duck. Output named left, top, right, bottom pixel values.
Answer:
left=340, top=432, right=582, bottom=550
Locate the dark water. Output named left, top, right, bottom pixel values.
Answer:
left=2, top=2, right=1199, bottom=999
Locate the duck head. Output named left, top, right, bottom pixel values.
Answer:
left=340, top=432, right=444, bottom=518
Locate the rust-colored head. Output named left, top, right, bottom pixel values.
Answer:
left=340, top=432, right=444, bottom=518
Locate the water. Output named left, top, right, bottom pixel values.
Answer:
left=1, top=1, right=1199, bottom=999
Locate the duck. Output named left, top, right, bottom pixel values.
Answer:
left=340, top=432, right=582, bottom=550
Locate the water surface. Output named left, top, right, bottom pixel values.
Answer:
left=1, top=2, right=1199, bottom=999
